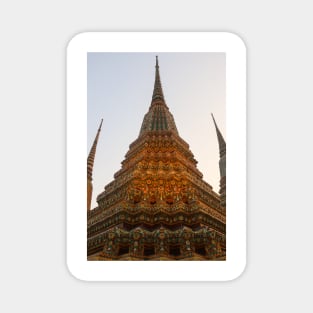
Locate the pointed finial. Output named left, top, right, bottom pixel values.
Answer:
left=211, top=113, right=221, bottom=131
left=152, top=56, right=165, bottom=102
left=211, top=113, right=217, bottom=126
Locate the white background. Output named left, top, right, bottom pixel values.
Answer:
left=1, top=1, right=312, bottom=312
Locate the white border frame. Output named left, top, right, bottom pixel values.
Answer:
left=67, top=32, right=246, bottom=281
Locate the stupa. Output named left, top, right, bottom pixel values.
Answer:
left=87, top=57, right=226, bottom=260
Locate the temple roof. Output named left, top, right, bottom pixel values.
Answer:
left=139, top=56, right=179, bottom=136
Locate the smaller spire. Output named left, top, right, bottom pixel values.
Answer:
left=211, top=114, right=226, bottom=208
left=87, top=118, right=103, bottom=181
left=87, top=118, right=103, bottom=211
left=211, top=114, right=226, bottom=157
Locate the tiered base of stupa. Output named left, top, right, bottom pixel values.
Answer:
left=87, top=222, right=226, bottom=261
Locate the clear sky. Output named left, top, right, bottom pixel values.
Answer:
left=87, top=53, right=226, bottom=210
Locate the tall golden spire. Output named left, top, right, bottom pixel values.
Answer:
left=87, top=119, right=103, bottom=211
left=139, top=57, right=179, bottom=136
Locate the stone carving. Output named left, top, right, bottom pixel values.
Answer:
left=102, top=227, right=120, bottom=258
left=129, top=228, right=145, bottom=257
left=154, top=227, right=169, bottom=255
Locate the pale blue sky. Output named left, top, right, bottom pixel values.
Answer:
left=88, top=53, right=225, bottom=210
